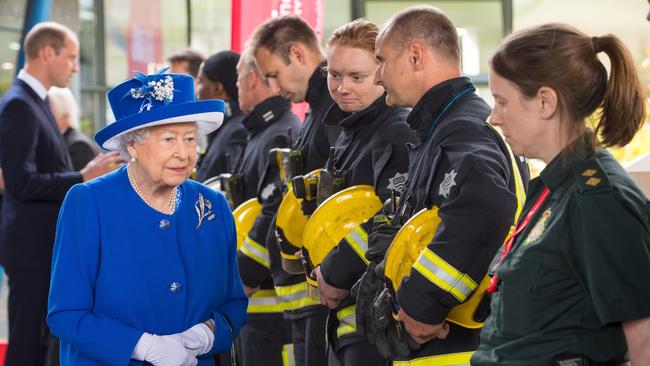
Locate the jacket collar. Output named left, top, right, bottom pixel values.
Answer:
left=305, top=64, right=328, bottom=106
left=336, top=94, right=388, bottom=130
left=17, top=69, right=48, bottom=100
left=224, top=99, right=241, bottom=121
left=15, top=79, right=58, bottom=126
left=243, top=95, right=291, bottom=134
left=407, top=77, right=474, bottom=141
left=539, top=132, right=597, bottom=190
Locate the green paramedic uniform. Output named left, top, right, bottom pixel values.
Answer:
left=472, top=136, right=650, bottom=366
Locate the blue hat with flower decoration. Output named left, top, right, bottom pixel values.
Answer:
left=95, top=69, right=224, bottom=150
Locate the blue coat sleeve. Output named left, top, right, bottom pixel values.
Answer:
left=47, top=184, right=143, bottom=365
left=208, top=193, right=248, bottom=355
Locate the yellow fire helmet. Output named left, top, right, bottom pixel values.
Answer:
left=302, top=185, right=382, bottom=269
left=384, top=207, right=490, bottom=329
left=276, top=169, right=321, bottom=274
left=232, top=198, right=262, bottom=250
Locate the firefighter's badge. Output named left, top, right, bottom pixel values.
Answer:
left=387, top=172, right=408, bottom=193
left=439, top=169, right=457, bottom=198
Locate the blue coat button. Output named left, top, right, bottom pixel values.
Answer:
left=170, top=282, right=182, bottom=293
left=159, top=219, right=171, bottom=230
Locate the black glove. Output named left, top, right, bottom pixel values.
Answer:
left=371, top=288, right=419, bottom=359
left=365, top=224, right=400, bottom=264
left=352, top=262, right=383, bottom=339
left=300, top=199, right=318, bottom=216
left=387, top=319, right=419, bottom=358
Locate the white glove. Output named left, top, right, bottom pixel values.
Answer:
left=131, top=332, right=198, bottom=366
left=179, top=322, right=215, bottom=357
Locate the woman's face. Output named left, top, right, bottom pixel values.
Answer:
left=327, top=44, right=385, bottom=112
left=130, top=123, right=198, bottom=187
left=488, top=69, right=551, bottom=159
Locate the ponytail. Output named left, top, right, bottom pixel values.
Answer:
left=491, top=24, right=646, bottom=149
left=596, top=34, right=646, bottom=147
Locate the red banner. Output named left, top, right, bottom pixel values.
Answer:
left=231, top=0, right=326, bottom=120
left=128, top=0, right=163, bottom=74
left=231, top=0, right=326, bottom=53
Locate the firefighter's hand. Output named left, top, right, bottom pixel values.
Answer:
left=242, top=285, right=259, bottom=297
left=397, top=308, right=449, bottom=344
left=314, top=266, right=349, bottom=309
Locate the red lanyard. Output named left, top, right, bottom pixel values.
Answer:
left=487, top=187, right=551, bottom=294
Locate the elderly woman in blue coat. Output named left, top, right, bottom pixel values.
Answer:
left=47, top=71, right=248, bottom=366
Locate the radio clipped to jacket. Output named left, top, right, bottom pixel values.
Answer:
left=217, top=153, right=244, bottom=209
left=269, top=129, right=304, bottom=190
left=316, top=147, right=347, bottom=205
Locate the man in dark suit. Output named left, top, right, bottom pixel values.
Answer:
left=48, top=86, right=99, bottom=170
left=0, top=22, right=121, bottom=366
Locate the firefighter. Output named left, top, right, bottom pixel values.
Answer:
left=306, top=19, right=417, bottom=365
left=195, top=51, right=248, bottom=182
left=355, top=6, right=528, bottom=365
left=472, top=24, right=650, bottom=366
left=232, top=47, right=301, bottom=366
left=249, top=16, right=344, bottom=366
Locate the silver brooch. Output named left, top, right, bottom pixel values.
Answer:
left=195, top=192, right=215, bottom=229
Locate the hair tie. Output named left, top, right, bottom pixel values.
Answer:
left=592, top=36, right=602, bottom=54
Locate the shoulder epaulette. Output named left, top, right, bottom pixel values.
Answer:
left=576, top=159, right=611, bottom=193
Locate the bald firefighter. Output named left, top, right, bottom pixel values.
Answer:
left=354, top=6, right=528, bottom=365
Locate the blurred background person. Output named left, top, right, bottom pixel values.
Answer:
left=195, top=51, right=248, bottom=182
left=48, top=86, right=99, bottom=171
left=167, top=48, right=205, bottom=88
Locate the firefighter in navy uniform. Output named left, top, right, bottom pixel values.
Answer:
left=302, top=20, right=417, bottom=366
left=231, top=49, right=301, bottom=366
left=354, top=6, right=529, bottom=365
left=195, top=51, right=248, bottom=182
left=251, top=16, right=343, bottom=366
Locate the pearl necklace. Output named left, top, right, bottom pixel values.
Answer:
left=127, top=164, right=177, bottom=214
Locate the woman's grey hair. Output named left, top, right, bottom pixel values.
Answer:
left=48, top=86, right=79, bottom=129
left=116, top=128, right=150, bottom=159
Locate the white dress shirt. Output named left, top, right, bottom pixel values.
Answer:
left=17, top=69, right=48, bottom=101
